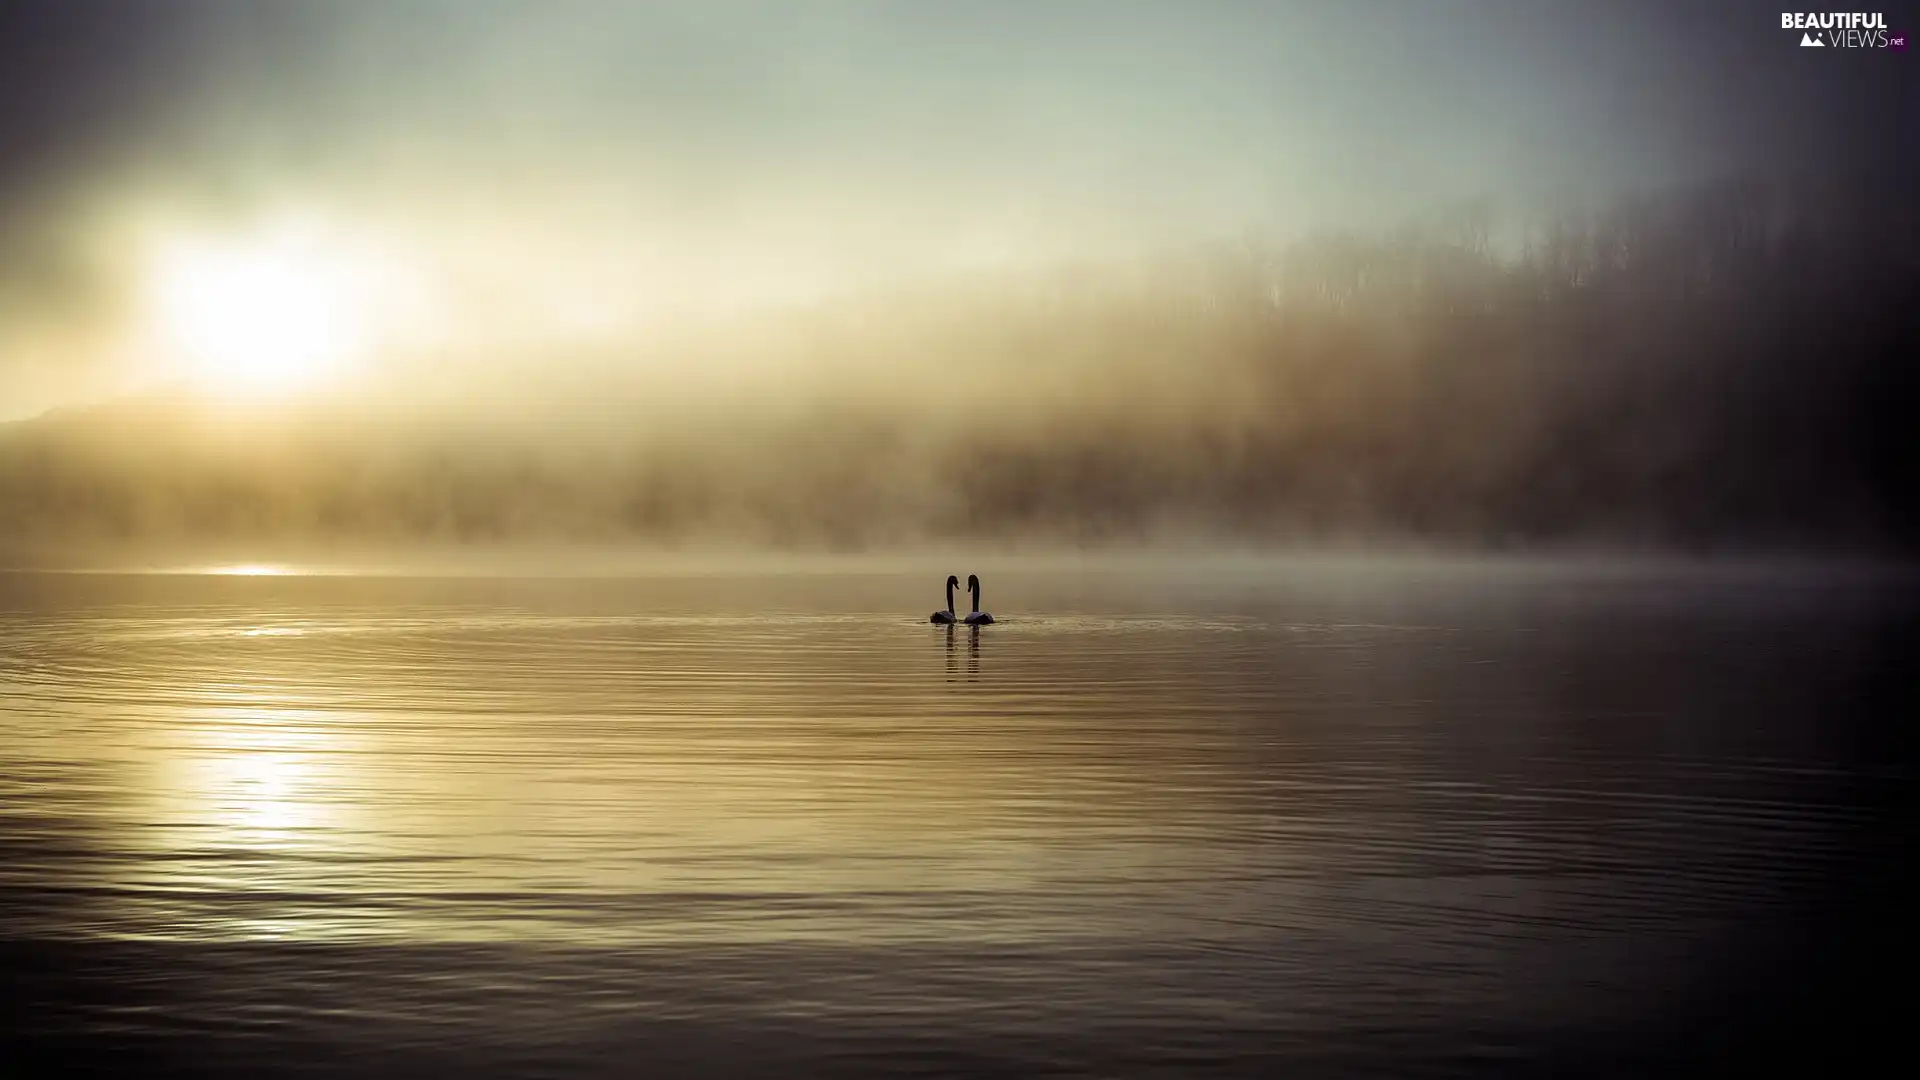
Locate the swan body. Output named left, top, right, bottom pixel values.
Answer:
left=963, top=574, right=995, bottom=624
left=930, top=575, right=959, bottom=624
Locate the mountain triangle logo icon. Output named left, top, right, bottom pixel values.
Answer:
left=1800, top=31, right=1824, bottom=45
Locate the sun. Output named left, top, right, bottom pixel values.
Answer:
left=151, top=232, right=371, bottom=395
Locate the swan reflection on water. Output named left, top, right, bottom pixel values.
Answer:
left=943, top=623, right=981, bottom=682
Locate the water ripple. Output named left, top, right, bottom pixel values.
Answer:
left=0, top=566, right=1902, bottom=1073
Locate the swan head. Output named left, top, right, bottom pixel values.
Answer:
left=966, top=574, right=980, bottom=592
left=946, top=575, right=960, bottom=590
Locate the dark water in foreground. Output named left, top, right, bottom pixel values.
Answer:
left=0, top=559, right=1907, bottom=1077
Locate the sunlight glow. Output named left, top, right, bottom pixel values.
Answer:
left=149, top=230, right=372, bottom=396
left=163, top=713, right=349, bottom=856
left=207, top=563, right=289, bottom=576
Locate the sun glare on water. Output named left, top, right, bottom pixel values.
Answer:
left=149, top=229, right=374, bottom=396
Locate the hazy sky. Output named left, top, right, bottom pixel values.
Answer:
left=0, top=0, right=1912, bottom=417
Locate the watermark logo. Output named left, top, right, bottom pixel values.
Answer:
left=1782, top=12, right=1905, bottom=47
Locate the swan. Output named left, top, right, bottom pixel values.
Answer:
left=963, top=574, right=995, bottom=624
left=930, top=575, right=959, bottom=624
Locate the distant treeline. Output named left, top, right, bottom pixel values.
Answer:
left=3, top=174, right=1916, bottom=554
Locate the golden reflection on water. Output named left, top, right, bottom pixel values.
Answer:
left=0, top=566, right=1879, bottom=956
left=158, top=712, right=344, bottom=849
left=202, top=563, right=291, bottom=576
left=89, top=626, right=1184, bottom=944
left=0, top=565, right=1894, bottom=1075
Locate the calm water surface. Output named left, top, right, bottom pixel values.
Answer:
left=0, top=560, right=1906, bottom=1076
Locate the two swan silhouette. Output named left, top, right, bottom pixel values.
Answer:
left=930, top=574, right=995, bottom=625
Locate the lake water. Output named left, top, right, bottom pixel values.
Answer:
left=0, top=558, right=1906, bottom=1077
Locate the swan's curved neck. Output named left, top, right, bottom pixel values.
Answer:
left=970, top=580, right=981, bottom=611
left=945, top=580, right=956, bottom=614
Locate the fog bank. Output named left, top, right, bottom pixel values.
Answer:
left=3, top=175, right=1914, bottom=561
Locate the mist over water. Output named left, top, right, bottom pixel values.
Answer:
left=5, top=174, right=1916, bottom=561
left=2, top=3, right=1914, bottom=1075
left=2, top=5, right=1914, bottom=559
